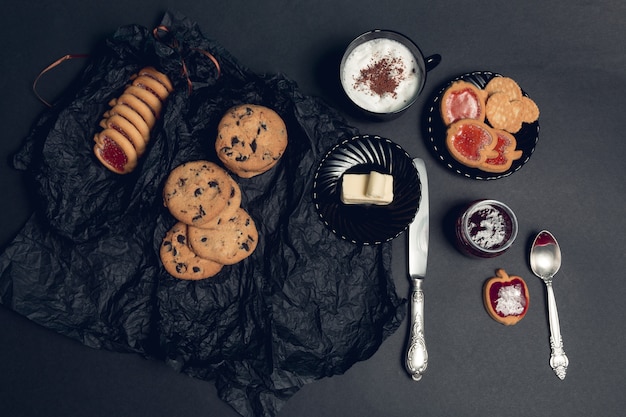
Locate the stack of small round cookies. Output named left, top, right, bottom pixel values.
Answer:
left=94, top=67, right=173, bottom=174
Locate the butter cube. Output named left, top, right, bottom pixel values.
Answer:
left=341, top=171, right=393, bottom=205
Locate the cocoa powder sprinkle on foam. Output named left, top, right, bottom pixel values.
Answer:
left=354, top=55, right=406, bottom=98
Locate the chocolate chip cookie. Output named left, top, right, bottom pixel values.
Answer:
left=160, top=222, right=223, bottom=280
left=187, top=207, right=258, bottom=265
left=215, top=104, right=288, bottom=177
left=162, top=160, right=230, bottom=226
left=195, top=174, right=242, bottom=229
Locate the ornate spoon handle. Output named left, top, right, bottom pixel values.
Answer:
left=405, top=279, right=428, bottom=381
left=545, top=280, right=569, bottom=380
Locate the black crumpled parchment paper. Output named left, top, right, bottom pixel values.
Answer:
left=0, top=11, right=405, bottom=417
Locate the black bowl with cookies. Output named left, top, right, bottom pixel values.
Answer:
left=425, top=71, right=540, bottom=180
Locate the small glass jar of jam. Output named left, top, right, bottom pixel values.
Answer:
left=455, top=199, right=518, bottom=258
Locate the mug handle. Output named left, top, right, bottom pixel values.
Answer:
left=425, top=54, right=442, bottom=72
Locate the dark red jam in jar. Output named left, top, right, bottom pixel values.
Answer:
left=455, top=199, right=518, bottom=258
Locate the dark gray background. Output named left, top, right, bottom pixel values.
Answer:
left=1, top=1, right=625, bottom=416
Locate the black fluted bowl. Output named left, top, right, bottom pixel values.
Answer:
left=313, top=134, right=421, bottom=245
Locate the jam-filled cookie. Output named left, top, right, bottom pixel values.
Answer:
left=440, top=80, right=487, bottom=126
left=94, top=66, right=172, bottom=174
left=99, top=114, right=147, bottom=156
left=215, top=104, right=288, bottom=177
left=445, top=119, right=498, bottom=168
left=131, top=74, right=171, bottom=102
left=93, top=127, right=138, bottom=174
left=103, top=103, right=151, bottom=143
left=160, top=221, right=223, bottom=280
left=163, top=161, right=230, bottom=227
left=187, top=207, right=258, bottom=265
left=479, top=129, right=524, bottom=173
left=135, top=66, right=174, bottom=94
left=109, top=93, right=157, bottom=129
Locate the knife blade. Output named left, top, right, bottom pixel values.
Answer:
left=405, top=158, right=429, bottom=381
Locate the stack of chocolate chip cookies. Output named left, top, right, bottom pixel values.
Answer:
left=159, top=104, right=288, bottom=280
left=160, top=160, right=258, bottom=280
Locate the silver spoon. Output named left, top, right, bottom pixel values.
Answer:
left=530, top=230, right=569, bottom=380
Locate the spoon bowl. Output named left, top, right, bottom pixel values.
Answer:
left=530, top=231, right=562, bottom=279
left=530, top=230, right=569, bottom=380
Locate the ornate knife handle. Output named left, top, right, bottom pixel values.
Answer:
left=405, top=279, right=428, bottom=381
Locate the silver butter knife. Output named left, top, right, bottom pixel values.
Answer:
left=405, top=158, right=429, bottom=381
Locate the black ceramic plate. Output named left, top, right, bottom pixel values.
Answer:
left=313, top=135, right=420, bottom=245
left=425, top=71, right=540, bottom=180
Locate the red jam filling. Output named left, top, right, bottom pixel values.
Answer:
left=444, top=88, right=481, bottom=124
left=100, top=136, right=128, bottom=172
left=451, top=123, right=492, bottom=161
left=488, top=278, right=527, bottom=317
left=484, top=134, right=509, bottom=165
left=111, top=123, right=132, bottom=141
left=136, top=82, right=161, bottom=100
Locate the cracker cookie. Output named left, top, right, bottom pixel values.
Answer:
left=520, top=96, right=540, bottom=123
left=160, top=222, right=223, bottom=280
left=215, top=104, right=288, bottom=177
left=163, top=161, right=230, bottom=226
left=485, top=92, right=525, bottom=133
left=484, top=76, right=539, bottom=133
left=485, top=76, right=522, bottom=100
left=187, top=207, right=258, bottom=265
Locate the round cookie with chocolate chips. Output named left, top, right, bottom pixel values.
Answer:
left=160, top=222, right=223, bottom=280
left=195, top=174, right=242, bottom=229
left=225, top=158, right=282, bottom=179
left=163, top=160, right=230, bottom=227
left=215, top=104, right=288, bottom=177
left=187, top=207, right=258, bottom=265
